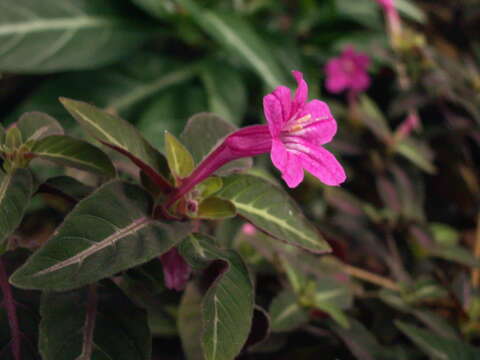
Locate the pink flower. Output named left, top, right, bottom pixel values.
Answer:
left=376, top=0, right=394, bottom=10
left=160, top=248, right=191, bottom=291
left=396, top=112, right=420, bottom=139
left=264, top=71, right=346, bottom=187
left=242, top=223, right=257, bottom=236
left=376, top=0, right=401, bottom=40
left=325, top=46, right=371, bottom=94
left=166, top=71, right=346, bottom=207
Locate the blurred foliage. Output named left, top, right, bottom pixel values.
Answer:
left=1, top=0, right=480, bottom=359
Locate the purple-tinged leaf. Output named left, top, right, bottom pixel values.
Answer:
left=60, top=98, right=172, bottom=192
left=10, top=181, right=192, bottom=291
left=39, top=281, right=151, bottom=359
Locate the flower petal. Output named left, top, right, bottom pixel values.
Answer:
left=292, top=70, right=308, bottom=116
left=271, top=85, right=292, bottom=123
left=287, top=140, right=346, bottom=186
left=351, top=70, right=371, bottom=92
left=293, top=99, right=337, bottom=145
left=160, top=248, right=191, bottom=291
left=271, top=138, right=304, bottom=188
left=263, top=94, right=284, bottom=137
left=325, top=60, right=349, bottom=94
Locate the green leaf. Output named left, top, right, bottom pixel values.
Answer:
left=176, top=0, right=287, bottom=89
left=269, top=290, right=308, bottom=333
left=396, top=0, right=426, bottom=23
left=329, top=317, right=386, bottom=360
left=181, top=113, right=252, bottom=175
left=217, top=174, right=331, bottom=253
left=10, top=180, right=192, bottom=290
left=200, top=62, right=247, bottom=125
left=0, top=124, right=5, bottom=146
left=336, top=0, right=383, bottom=30
left=39, top=282, right=151, bottom=360
left=9, top=55, right=197, bottom=123
left=396, top=138, right=436, bottom=174
left=131, top=0, right=176, bottom=18
left=178, top=283, right=204, bottom=360
left=430, top=245, right=480, bottom=268
left=4, top=126, right=23, bottom=150
left=60, top=97, right=171, bottom=189
left=138, top=84, right=207, bottom=151
left=164, top=131, right=195, bottom=180
left=0, top=168, right=34, bottom=245
left=31, top=135, right=115, bottom=178
left=179, top=234, right=254, bottom=360
left=16, top=112, right=63, bottom=143
left=0, top=0, right=152, bottom=73
left=197, top=176, right=223, bottom=199
left=396, top=321, right=480, bottom=360
left=358, top=95, right=392, bottom=142
left=312, top=278, right=352, bottom=328
left=197, top=197, right=236, bottom=220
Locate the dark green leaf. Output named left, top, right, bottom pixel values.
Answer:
left=137, top=84, right=207, bottom=151
left=217, top=174, right=331, bottom=253
left=131, top=0, right=176, bottom=18
left=329, top=317, right=386, bottom=360
left=176, top=0, right=288, bottom=89
left=10, top=180, right=192, bottom=290
left=430, top=245, right=480, bottom=268
left=269, top=290, right=309, bottom=333
left=181, top=113, right=252, bottom=176
left=0, top=124, right=5, bottom=145
left=0, top=168, right=34, bottom=245
left=8, top=55, right=197, bottom=124
left=178, top=283, right=204, bottom=360
left=16, top=112, right=63, bottom=143
left=179, top=234, right=254, bottom=360
left=200, top=62, right=247, bottom=125
left=31, top=135, right=115, bottom=178
left=0, top=0, right=152, bottom=73
left=396, top=138, right=436, bottom=174
left=39, top=282, right=151, bottom=360
left=396, top=321, right=480, bottom=360
left=60, top=98, right=171, bottom=190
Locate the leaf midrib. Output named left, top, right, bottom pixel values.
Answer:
left=0, top=172, right=12, bottom=208
left=0, top=16, right=127, bottom=36
left=33, top=217, right=152, bottom=277
left=231, top=201, right=319, bottom=248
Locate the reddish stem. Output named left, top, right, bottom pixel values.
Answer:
left=0, top=257, right=21, bottom=360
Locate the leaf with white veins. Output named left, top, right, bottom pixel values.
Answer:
left=10, top=180, right=192, bottom=290
left=179, top=234, right=254, bottom=360
left=217, top=174, right=331, bottom=253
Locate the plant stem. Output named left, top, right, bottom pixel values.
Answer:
left=340, top=263, right=401, bottom=292
left=471, top=213, right=480, bottom=287
left=0, top=257, right=21, bottom=360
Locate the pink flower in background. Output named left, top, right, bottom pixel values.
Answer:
left=325, top=46, right=371, bottom=95
left=375, top=0, right=401, bottom=40
left=242, top=223, right=257, bottom=236
left=396, top=112, right=420, bottom=139
left=160, top=248, right=191, bottom=291
left=376, top=0, right=394, bottom=11
left=264, top=71, right=346, bottom=187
